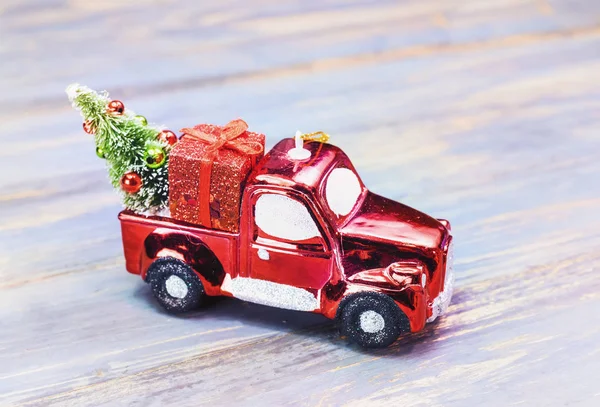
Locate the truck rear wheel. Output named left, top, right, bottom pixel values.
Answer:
left=339, top=292, right=408, bottom=348
left=146, top=257, right=205, bottom=313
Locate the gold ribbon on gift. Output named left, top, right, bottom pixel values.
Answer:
left=180, top=119, right=263, bottom=228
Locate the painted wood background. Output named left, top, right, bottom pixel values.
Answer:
left=1, top=0, right=599, bottom=405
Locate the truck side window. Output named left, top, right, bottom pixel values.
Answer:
left=254, top=194, right=324, bottom=249
left=325, top=167, right=362, bottom=217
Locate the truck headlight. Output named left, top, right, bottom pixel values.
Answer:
left=390, top=272, right=413, bottom=286
left=386, top=261, right=426, bottom=287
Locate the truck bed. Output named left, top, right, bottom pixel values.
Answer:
left=118, top=210, right=239, bottom=283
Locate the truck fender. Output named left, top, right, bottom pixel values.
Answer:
left=332, top=271, right=428, bottom=332
left=142, top=228, right=225, bottom=287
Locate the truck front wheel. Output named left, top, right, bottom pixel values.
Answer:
left=146, top=257, right=205, bottom=313
left=339, top=292, right=408, bottom=348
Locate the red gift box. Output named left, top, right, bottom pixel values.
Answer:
left=168, top=119, right=265, bottom=232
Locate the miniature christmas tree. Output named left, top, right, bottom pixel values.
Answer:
left=66, top=84, right=177, bottom=214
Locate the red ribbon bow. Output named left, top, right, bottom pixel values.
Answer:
left=181, top=119, right=262, bottom=156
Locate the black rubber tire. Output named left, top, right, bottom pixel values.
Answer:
left=146, top=257, right=205, bottom=313
left=339, top=292, right=407, bottom=348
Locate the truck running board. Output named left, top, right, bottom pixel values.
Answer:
left=220, top=274, right=319, bottom=312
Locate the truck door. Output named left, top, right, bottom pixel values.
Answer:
left=223, top=191, right=332, bottom=312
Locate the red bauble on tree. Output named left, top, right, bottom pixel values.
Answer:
left=158, top=130, right=178, bottom=146
left=120, top=171, right=142, bottom=194
left=107, top=100, right=125, bottom=115
left=83, top=120, right=96, bottom=134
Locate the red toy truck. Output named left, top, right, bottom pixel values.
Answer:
left=119, top=137, right=454, bottom=348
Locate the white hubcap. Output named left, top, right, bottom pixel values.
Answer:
left=359, top=310, right=385, bottom=333
left=165, top=275, right=188, bottom=299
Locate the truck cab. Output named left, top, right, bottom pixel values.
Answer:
left=119, top=138, right=454, bottom=348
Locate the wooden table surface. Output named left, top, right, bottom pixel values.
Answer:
left=1, top=0, right=600, bottom=405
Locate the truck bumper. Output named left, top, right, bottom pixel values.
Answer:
left=394, top=286, right=428, bottom=333
left=427, top=239, right=455, bottom=323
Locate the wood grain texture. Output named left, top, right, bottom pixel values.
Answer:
left=1, top=0, right=599, bottom=405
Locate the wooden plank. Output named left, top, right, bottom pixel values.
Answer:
left=16, top=250, right=600, bottom=406
left=1, top=0, right=600, bottom=405
left=0, top=266, right=329, bottom=404
left=2, top=0, right=600, bottom=113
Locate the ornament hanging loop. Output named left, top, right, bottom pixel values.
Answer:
left=299, top=131, right=330, bottom=143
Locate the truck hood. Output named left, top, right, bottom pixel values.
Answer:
left=340, top=192, right=445, bottom=249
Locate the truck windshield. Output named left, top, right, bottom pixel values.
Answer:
left=324, top=167, right=362, bottom=222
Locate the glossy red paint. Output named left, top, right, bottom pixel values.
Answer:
left=119, top=138, right=453, bottom=336
left=340, top=191, right=446, bottom=249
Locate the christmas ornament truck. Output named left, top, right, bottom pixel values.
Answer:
left=120, top=135, right=454, bottom=348
left=67, top=84, right=454, bottom=348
